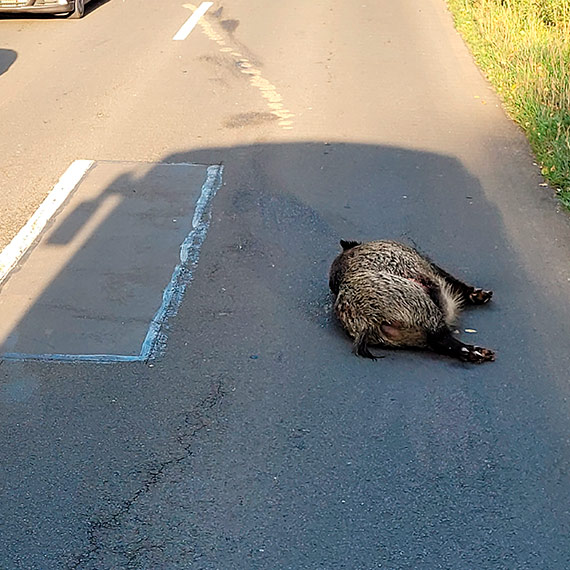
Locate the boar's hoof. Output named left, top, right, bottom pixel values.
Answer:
left=460, top=345, right=495, bottom=363
left=469, top=288, right=493, bottom=305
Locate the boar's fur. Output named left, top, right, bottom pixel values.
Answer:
left=329, top=239, right=495, bottom=363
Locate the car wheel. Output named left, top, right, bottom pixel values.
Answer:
left=70, top=0, right=85, bottom=19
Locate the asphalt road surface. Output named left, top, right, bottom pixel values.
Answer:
left=1, top=1, right=570, bottom=568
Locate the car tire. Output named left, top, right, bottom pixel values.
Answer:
left=70, top=0, right=85, bottom=19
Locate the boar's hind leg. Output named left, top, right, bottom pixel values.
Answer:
left=427, top=328, right=495, bottom=363
left=432, top=264, right=493, bottom=305
left=353, top=330, right=383, bottom=360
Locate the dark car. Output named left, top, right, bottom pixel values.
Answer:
left=0, top=0, right=91, bottom=19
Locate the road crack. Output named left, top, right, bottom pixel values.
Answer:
left=68, top=376, right=226, bottom=569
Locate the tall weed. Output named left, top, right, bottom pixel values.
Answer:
left=448, top=0, right=570, bottom=207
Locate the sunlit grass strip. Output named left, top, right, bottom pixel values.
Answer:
left=447, top=0, right=570, bottom=208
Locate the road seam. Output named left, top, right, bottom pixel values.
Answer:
left=183, top=2, right=295, bottom=129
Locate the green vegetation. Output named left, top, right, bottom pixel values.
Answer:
left=447, top=0, right=570, bottom=208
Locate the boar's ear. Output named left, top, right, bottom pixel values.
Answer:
left=340, top=239, right=361, bottom=251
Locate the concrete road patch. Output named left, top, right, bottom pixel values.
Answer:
left=0, top=160, right=222, bottom=361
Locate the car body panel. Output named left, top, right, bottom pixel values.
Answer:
left=0, top=0, right=91, bottom=15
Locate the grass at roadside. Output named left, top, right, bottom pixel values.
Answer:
left=446, top=0, right=570, bottom=208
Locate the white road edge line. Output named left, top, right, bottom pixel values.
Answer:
left=173, top=2, right=213, bottom=41
left=0, top=159, right=94, bottom=286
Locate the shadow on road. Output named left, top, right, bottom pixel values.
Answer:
left=0, top=48, right=16, bottom=76
left=0, top=141, right=507, bottom=360
left=1, top=142, right=570, bottom=569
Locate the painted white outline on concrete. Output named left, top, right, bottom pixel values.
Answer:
left=0, top=161, right=224, bottom=364
left=0, top=159, right=94, bottom=286
left=0, top=353, right=141, bottom=363
left=173, top=1, right=213, bottom=41
left=140, top=163, right=223, bottom=361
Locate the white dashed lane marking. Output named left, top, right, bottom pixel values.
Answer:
left=173, top=1, right=213, bottom=41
